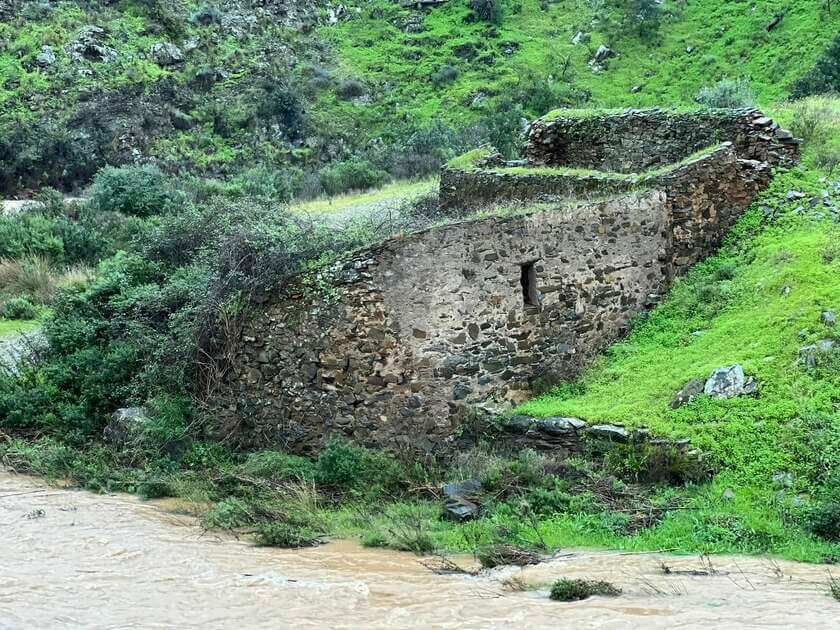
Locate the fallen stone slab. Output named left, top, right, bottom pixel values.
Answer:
left=587, top=424, right=629, bottom=443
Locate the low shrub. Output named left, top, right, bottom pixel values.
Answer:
left=695, top=78, right=756, bottom=109
left=314, top=439, right=405, bottom=494
left=469, top=0, right=503, bottom=23
left=336, top=79, right=367, bottom=100
left=789, top=98, right=836, bottom=148
left=254, top=521, right=321, bottom=548
left=549, top=579, right=621, bottom=601
left=431, top=65, right=459, bottom=86
left=792, top=35, right=840, bottom=98
left=88, top=165, right=178, bottom=217
left=808, top=500, right=840, bottom=541
left=0, top=297, right=39, bottom=320
left=240, top=450, right=316, bottom=481
left=202, top=497, right=257, bottom=529
left=318, top=159, right=388, bottom=196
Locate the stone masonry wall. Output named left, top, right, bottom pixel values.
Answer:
left=214, top=109, right=796, bottom=455
left=525, top=108, right=800, bottom=172
left=215, top=192, right=676, bottom=454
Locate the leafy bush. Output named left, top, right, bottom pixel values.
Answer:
left=808, top=500, right=840, bottom=541
left=549, top=579, right=621, bottom=601
left=0, top=297, right=39, bottom=320
left=627, top=0, right=662, bottom=40
left=314, top=439, right=405, bottom=494
left=228, top=165, right=303, bottom=201
left=789, top=98, right=835, bottom=147
left=792, top=35, right=840, bottom=98
left=202, top=497, right=256, bottom=529
left=88, top=165, right=178, bottom=217
left=240, top=450, right=315, bottom=481
left=318, top=159, right=388, bottom=196
left=336, top=79, right=367, bottom=100
left=431, top=65, right=459, bottom=86
left=469, top=0, right=503, bottom=24
left=695, top=78, right=756, bottom=109
left=255, top=81, right=305, bottom=140
left=254, top=521, right=320, bottom=547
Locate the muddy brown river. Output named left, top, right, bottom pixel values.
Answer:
left=1, top=471, right=837, bottom=628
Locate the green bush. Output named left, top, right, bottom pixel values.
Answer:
left=336, top=79, right=367, bottom=100
left=89, top=165, right=178, bottom=217
left=318, top=159, right=388, bottom=196
left=254, top=521, right=320, bottom=547
left=792, top=35, right=840, bottom=97
left=240, top=451, right=316, bottom=481
left=314, top=439, right=405, bottom=494
left=469, top=0, right=503, bottom=24
left=0, top=297, right=39, bottom=320
left=202, top=497, right=256, bottom=529
left=549, top=579, right=621, bottom=601
left=695, top=78, right=756, bottom=109
left=808, top=500, right=840, bottom=541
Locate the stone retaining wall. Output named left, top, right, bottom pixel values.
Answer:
left=214, top=192, right=676, bottom=454
left=213, top=108, right=797, bottom=455
left=525, top=108, right=800, bottom=172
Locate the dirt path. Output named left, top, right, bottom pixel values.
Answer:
left=1, top=471, right=837, bottom=628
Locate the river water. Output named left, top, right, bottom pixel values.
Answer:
left=1, top=471, right=837, bottom=628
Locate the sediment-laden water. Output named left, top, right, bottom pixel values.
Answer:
left=1, top=471, right=836, bottom=628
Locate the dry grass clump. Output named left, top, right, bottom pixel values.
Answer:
left=0, top=256, right=93, bottom=306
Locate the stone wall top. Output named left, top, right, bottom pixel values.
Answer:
left=524, top=107, right=799, bottom=172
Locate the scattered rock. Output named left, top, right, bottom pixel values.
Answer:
left=592, top=44, right=616, bottom=64
left=571, top=31, right=590, bottom=45
left=103, top=407, right=149, bottom=445
left=670, top=378, right=705, bottom=409
left=537, top=416, right=587, bottom=434
left=821, top=310, right=837, bottom=327
left=443, top=496, right=480, bottom=521
left=722, top=488, right=735, bottom=501
left=441, top=479, right=481, bottom=521
left=35, top=45, right=56, bottom=67
left=799, top=339, right=836, bottom=368
left=785, top=190, right=805, bottom=202
left=630, top=85, right=642, bottom=93
left=67, top=26, right=117, bottom=63
left=502, top=415, right=533, bottom=435
left=151, top=42, right=185, bottom=66
left=587, top=424, right=629, bottom=443
left=703, top=364, right=756, bottom=399
left=772, top=471, right=793, bottom=489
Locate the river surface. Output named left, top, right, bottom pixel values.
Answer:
left=1, top=471, right=837, bottom=629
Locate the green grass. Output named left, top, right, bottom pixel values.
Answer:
left=0, top=319, right=40, bottom=338
left=290, top=178, right=436, bottom=215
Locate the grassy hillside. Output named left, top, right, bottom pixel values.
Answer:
left=1, top=1, right=837, bottom=194
left=1, top=1, right=839, bottom=568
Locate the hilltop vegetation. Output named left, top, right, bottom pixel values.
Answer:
left=1, top=0, right=837, bottom=195
left=0, top=0, right=839, bottom=567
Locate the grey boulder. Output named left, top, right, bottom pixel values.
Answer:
left=703, top=364, right=756, bottom=399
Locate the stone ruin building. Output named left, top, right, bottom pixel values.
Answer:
left=213, top=108, right=799, bottom=455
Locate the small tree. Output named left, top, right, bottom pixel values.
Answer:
left=629, top=0, right=662, bottom=40
left=470, top=0, right=503, bottom=24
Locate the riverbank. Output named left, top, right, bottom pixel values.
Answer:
left=1, top=470, right=837, bottom=628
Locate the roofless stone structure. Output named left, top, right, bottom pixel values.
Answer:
left=213, top=108, right=799, bottom=454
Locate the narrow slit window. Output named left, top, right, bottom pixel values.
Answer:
left=520, top=262, right=540, bottom=307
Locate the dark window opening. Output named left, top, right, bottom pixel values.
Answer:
left=520, top=261, right=540, bottom=307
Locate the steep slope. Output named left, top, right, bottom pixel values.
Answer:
left=1, top=0, right=837, bottom=194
